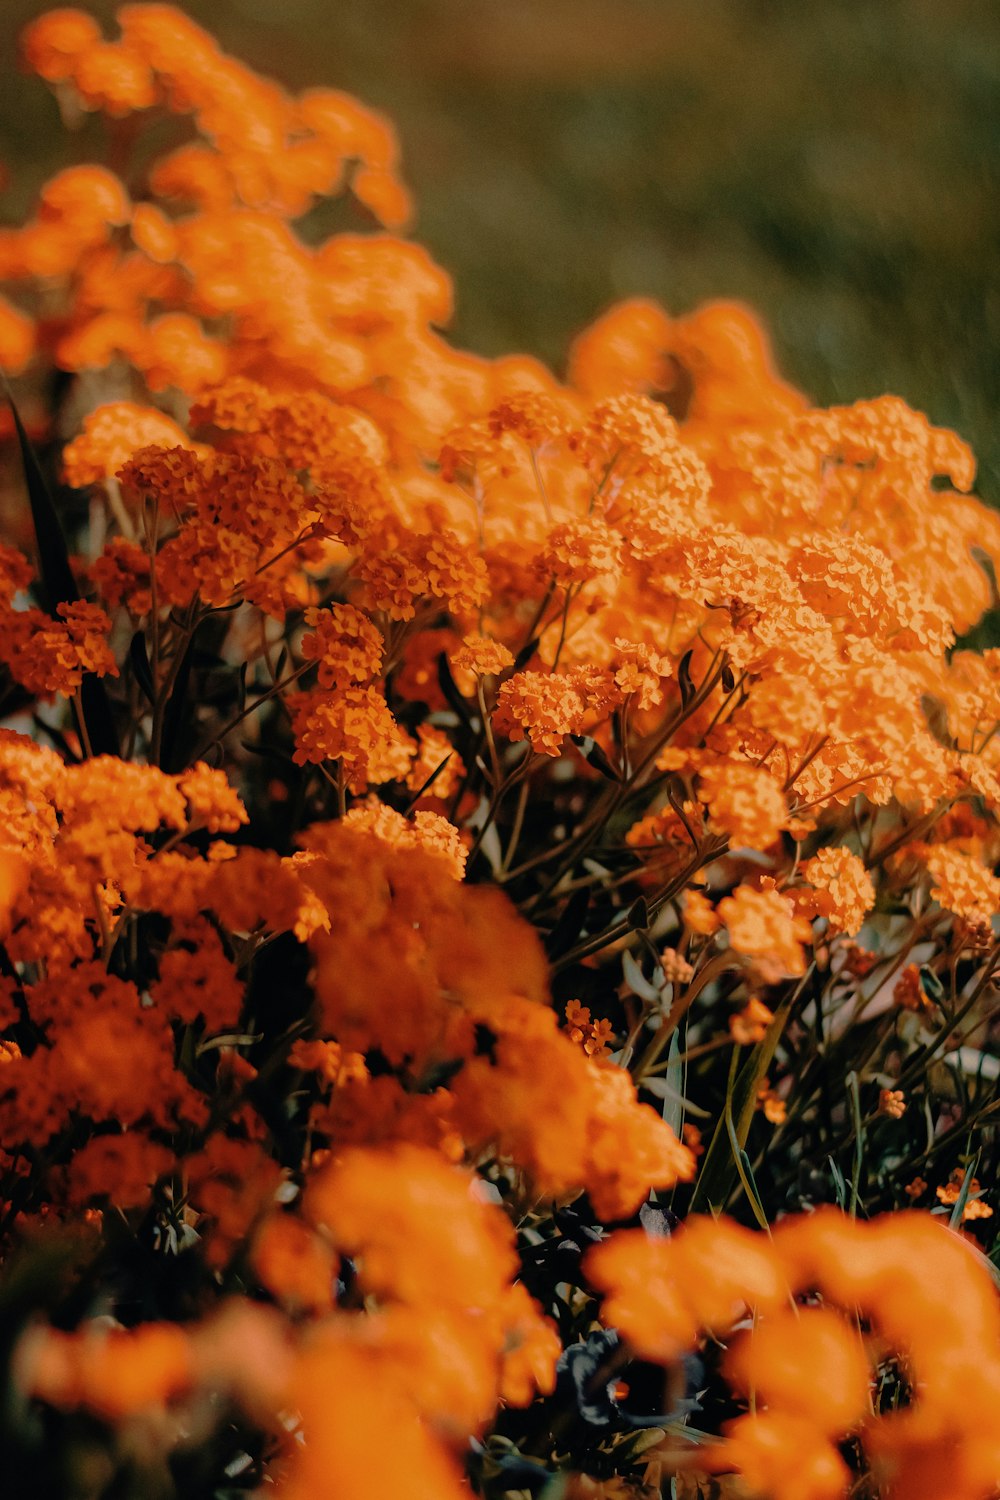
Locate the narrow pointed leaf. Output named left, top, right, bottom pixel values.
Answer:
left=512, top=634, right=540, bottom=672
left=159, top=628, right=200, bottom=771
left=545, top=887, right=591, bottom=958
left=78, top=675, right=118, bottom=756
left=570, top=733, right=619, bottom=780
left=436, top=651, right=474, bottom=725
left=6, top=387, right=76, bottom=611
left=129, top=631, right=155, bottom=704
left=690, top=997, right=793, bottom=1213
left=659, top=1028, right=685, bottom=1138
left=5, top=385, right=118, bottom=754
left=626, top=895, right=649, bottom=931
left=622, top=949, right=661, bottom=1004
left=677, top=649, right=695, bottom=707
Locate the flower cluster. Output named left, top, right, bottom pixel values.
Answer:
left=588, top=1210, right=1000, bottom=1500
left=0, top=9, right=998, bottom=1500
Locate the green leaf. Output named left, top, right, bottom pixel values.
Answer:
left=7, top=387, right=77, bottom=610
left=828, top=1153, right=848, bottom=1210
left=677, top=648, right=695, bottom=706
left=659, top=1027, right=685, bottom=1138
left=239, top=739, right=297, bottom=766
left=622, top=948, right=661, bottom=1003
left=847, top=1070, right=865, bottom=1218
left=178, top=1022, right=199, bottom=1078
left=616, top=1427, right=666, bottom=1462
left=546, top=887, right=591, bottom=958
left=196, top=1031, right=263, bottom=1056
left=159, top=625, right=201, bottom=771
left=5, top=383, right=118, bottom=755
left=512, top=633, right=540, bottom=672
left=436, top=650, right=474, bottom=724
left=920, top=964, right=945, bottom=1001
left=643, top=1076, right=712, bottom=1118
left=690, top=999, right=792, bottom=1213
left=129, top=630, right=155, bottom=704
left=949, top=1149, right=981, bottom=1230
left=78, top=674, right=119, bottom=756
left=570, top=732, right=619, bottom=780
left=626, top=895, right=649, bottom=931
left=725, top=1104, right=769, bottom=1231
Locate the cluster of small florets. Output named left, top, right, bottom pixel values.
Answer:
left=0, top=9, right=999, bottom=1500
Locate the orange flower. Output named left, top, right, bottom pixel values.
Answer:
left=495, top=1280, right=561, bottom=1405
left=610, top=637, right=673, bottom=710
left=697, top=761, right=789, bottom=850
left=252, top=1213, right=337, bottom=1314
left=89, top=537, right=152, bottom=614
left=704, top=1411, right=849, bottom=1500
left=21, top=9, right=103, bottom=82
left=0, top=600, right=118, bottom=698
left=580, top=1059, right=696, bottom=1219
left=757, top=1083, right=787, bottom=1123
left=288, top=1037, right=368, bottom=1088
left=406, top=723, right=464, bottom=805
left=538, top=518, right=622, bottom=587
left=300, top=603, right=383, bottom=689
left=69, top=39, right=159, bottom=115
left=723, top=1306, right=869, bottom=1435
left=356, top=529, right=488, bottom=621
left=9, top=11, right=1000, bottom=1500
left=39, top=165, right=130, bottom=233
left=451, top=632, right=515, bottom=680
left=893, top=963, right=933, bottom=1013
left=341, top=801, right=468, bottom=880
left=151, top=917, right=245, bottom=1031
left=585, top=1216, right=788, bottom=1363
left=936, top=1169, right=993, bottom=1222
left=65, top=1132, right=174, bottom=1210
left=305, top=1144, right=517, bottom=1311
left=719, top=882, right=811, bottom=982
left=130, top=201, right=179, bottom=262
left=918, top=841, right=1000, bottom=939
left=683, top=887, right=720, bottom=935
left=21, top=1322, right=194, bottom=1420
left=495, top=666, right=620, bottom=756
left=799, top=845, right=875, bottom=936
left=287, top=685, right=413, bottom=788
left=177, top=762, right=248, bottom=832
left=137, top=311, right=226, bottom=392
left=0, top=847, right=28, bottom=933
left=730, top=996, right=775, bottom=1044
left=185, top=1135, right=283, bottom=1269
left=564, top=999, right=615, bottom=1057
left=0, top=296, right=36, bottom=373
left=279, top=1338, right=469, bottom=1500
left=660, top=947, right=694, bottom=984
left=62, top=403, right=197, bottom=488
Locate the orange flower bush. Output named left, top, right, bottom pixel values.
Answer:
left=0, top=9, right=1000, bottom=1499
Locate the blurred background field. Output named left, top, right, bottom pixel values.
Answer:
left=2, top=0, right=999, bottom=498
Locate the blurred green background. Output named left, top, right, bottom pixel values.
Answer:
left=2, top=0, right=999, bottom=498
